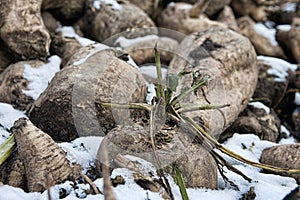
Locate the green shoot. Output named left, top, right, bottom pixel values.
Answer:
left=0, top=134, right=16, bottom=165
left=173, top=164, right=189, bottom=200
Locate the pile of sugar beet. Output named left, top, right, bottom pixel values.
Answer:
left=0, top=0, right=300, bottom=198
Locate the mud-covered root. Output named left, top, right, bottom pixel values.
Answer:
left=168, top=27, right=258, bottom=137
left=12, top=118, right=81, bottom=192
left=0, top=0, right=50, bottom=60
left=123, top=36, right=179, bottom=66
left=157, top=1, right=225, bottom=35
left=80, top=0, right=156, bottom=42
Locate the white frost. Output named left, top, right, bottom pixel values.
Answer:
left=276, top=24, right=291, bottom=32
left=22, top=55, right=61, bottom=100
left=1, top=133, right=298, bottom=200
left=258, top=56, right=297, bottom=82
left=254, top=23, right=278, bottom=46
left=177, top=3, right=193, bottom=10
left=0, top=103, right=26, bottom=144
left=73, top=43, right=109, bottom=66
left=139, top=65, right=167, bottom=80
left=248, top=101, right=270, bottom=114
left=282, top=2, right=297, bottom=12
left=295, top=92, right=300, bottom=105
left=93, top=0, right=122, bottom=11
left=56, top=26, right=95, bottom=46
left=146, top=82, right=156, bottom=104
left=126, top=55, right=139, bottom=69
left=114, top=35, right=159, bottom=48
left=59, top=136, right=104, bottom=170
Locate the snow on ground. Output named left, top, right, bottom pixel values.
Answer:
left=93, top=0, right=122, bottom=11
left=114, top=35, right=159, bottom=48
left=22, top=55, right=61, bottom=100
left=295, top=92, right=300, bottom=106
left=139, top=65, right=168, bottom=80
left=279, top=125, right=297, bottom=145
left=73, top=43, right=109, bottom=66
left=281, top=2, right=297, bottom=12
left=0, top=133, right=298, bottom=200
left=257, top=56, right=298, bottom=82
left=0, top=103, right=26, bottom=144
left=276, top=24, right=291, bottom=32
left=248, top=101, right=270, bottom=114
left=254, top=23, right=278, bottom=46
left=56, top=26, right=95, bottom=46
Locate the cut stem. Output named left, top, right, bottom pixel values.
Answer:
left=177, top=104, right=230, bottom=113
left=99, top=102, right=151, bottom=112
left=154, top=44, right=165, bottom=100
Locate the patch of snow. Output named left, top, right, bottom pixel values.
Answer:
left=178, top=3, right=193, bottom=10
left=146, top=82, right=156, bottom=104
left=93, top=0, right=122, bottom=11
left=59, top=136, right=104, bottom=171
left=282, top=2, right=297, bottom=12
left=278, top=125, right=297, bottom=144
left=56, top=26, right=95, bottom=46
left=110, top=168, right=163, bottom=200
left=218, top=164, right=297, bottom=200
left=248, top=101, right=270, bottom=114
left=167, top=2, right=175, bottom=7
left=22, top=55, right=61, bottom=100
left=294, top=92, right=300, bottom=104
left=276, top=24, right=291, bottom=32
left=0, top=103, right=26, bottom=144
left=139, top=65, right=167, bottom=80
left=114, top=35, right=159, bottom=48
left=73, top=43, right=109, bottom=66
left=257, top=56, right=297, bottom=82
left=0, top=185, right=41, bottom=200
left=254, top=23, right=278, bottom=46
left=221, top=133, right=276, bottom=165
left=264, top=21, right=276, bottom=29
left=126, top=55, right=139, bottom=69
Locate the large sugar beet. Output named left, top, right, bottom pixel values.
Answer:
left=0, top=0, right=50, bottom=60
left=80, top=0, right=156, bottom=42
left=168, top=27, right=258, bottom=137
left=27, top=44, right=147, bottom=141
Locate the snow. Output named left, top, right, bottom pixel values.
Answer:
left=93, top=0, right=122, bottom=11
left=126, top=55, right=139, bottom=69
left=114, top=35, right=159, bottom=48
left=257, top=56, right=297, bottom=82
left=248, top=101, right=270, bottom=114
left=282, top=2, right=297, bottom=12
left=146, top=82, right=156, bottom=104
left=254, top=23, right=278, bottom=46
left=276, top=24, right=291, bottom=32
left=22, top=55, right=61, bottom=100
left=59, top=136, right=104, bottom=171
left=177, top=4, right=193, bottom=10
left=56, top=26, right=95, bottom=46
left=73, top=43, right=109, bottom=66
left=279, top=125, right=297, bottom=144
left=0, top=103, right=26, bottom=144
left=295, top=92, right=300, bottom=105
left=1, top=132, right=298, bottom=200
left=139, top=65, right=167, bottom=80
